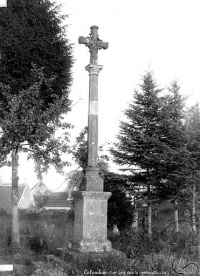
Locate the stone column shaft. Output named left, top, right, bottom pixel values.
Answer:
left=86, top=64, right=103, bottom=167
left=79, top=64, right=104, bottom=192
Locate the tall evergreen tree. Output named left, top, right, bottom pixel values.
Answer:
left=155, top=81, right=190, bottom=202
left=111, top=72, right=166, bottom=190
left=111, top=71, right=166, bottom=238
left=185, top=104, right=200, bottom=174
left=185, top=104, right=200, bottom=231
left=111, top=74, right=191, bottom=235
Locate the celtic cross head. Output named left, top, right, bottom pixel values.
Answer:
left=78, top=26, right=108, bottom=65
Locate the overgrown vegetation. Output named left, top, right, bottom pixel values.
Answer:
left=0, top=202, right=199, bottom=275
left=0, top=210, right=74, bottom=274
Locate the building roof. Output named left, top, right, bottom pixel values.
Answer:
left=45, top=192, right=72, bottom=209
left=0, top=184, right=27, bottom=212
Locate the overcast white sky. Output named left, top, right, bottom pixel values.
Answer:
left=0, top=0, right=200, bottom=190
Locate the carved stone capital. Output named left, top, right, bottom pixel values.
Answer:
left=85, top=64, right=103, bottom=74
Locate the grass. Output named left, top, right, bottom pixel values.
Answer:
left=0, top=209, right=74, bottom=275
left=0, top=201, right=199, bottom=275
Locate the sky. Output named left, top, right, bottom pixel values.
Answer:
left=0, top=0, right=200, bottom=190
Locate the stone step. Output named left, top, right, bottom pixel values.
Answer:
left=55, top=247, right=126, bottom=262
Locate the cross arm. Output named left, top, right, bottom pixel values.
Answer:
left=78, top=36, right=108, bottom=50
left=78, top=36, right=90, bottom=47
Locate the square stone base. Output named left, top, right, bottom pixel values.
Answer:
left=71, top=191, right=112, bottom=253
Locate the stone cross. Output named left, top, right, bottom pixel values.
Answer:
left=70, top=26, right=111, bottom=253
left=78, top=26, right=108, bottom=192
left=79, top=25, right=108, bottom=65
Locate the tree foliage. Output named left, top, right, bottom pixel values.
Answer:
left=185, top=104, right=200, bottom=171
left=111, top=71, right=166, bottom=196
left=154, top=80, right=191, bottom=200
left=0, top=0, right=73, bottom=172
left=0, top=0, right=73, bottom=247
left=185, top=104, right=200, bottom=191
left=104, top=172, right=134, bottom=230
left=111, top=72, right=191, bottom=201
left=0, top=67, right=71, bottom=172
left=71, top=127, right=109, bottom=175
left=34, top=190, right=51, bottom=209
left=0, top=0, right=73, bottom=105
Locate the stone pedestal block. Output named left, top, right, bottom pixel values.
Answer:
left=70, top=191, right=112, bottom=252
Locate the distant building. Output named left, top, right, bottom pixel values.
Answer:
left=44, top=192, right=72, bottom=210
left=0, top=183, right=36, bottom=213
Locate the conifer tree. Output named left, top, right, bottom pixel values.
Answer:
left=111, top=71, right=165, bottom=238
left=185, top=104, right=200, bottom=231
left=111, top=71, right=164, bottom=175
left=156, top=81, right=189, bottom=199
left=111, top=74, right=192, bottom=235
left=185, top=104, right=200, bottom=175
left=157, top=81, right=190, bottom=232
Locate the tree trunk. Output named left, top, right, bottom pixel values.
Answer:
left=192, top=184, right=197, bottom=232
left=197, top=219, right=200, bottom=268
left=148, top=203, right=152, bottom=238
left=132, top=195, right=138, bottom=232
left=12, top=150, right=20, bottom=248
left=132, top=211, right=138, bottom=232
left=174, top=199, right=179, bottom=233
left=147, top=185, right=152, bottom=239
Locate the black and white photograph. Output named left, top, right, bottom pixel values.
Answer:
left=0, top=0, right=200, bottom=275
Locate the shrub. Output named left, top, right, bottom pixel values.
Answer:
left=138, top=253, right=199, bottom=274
left=104, top=172, right=134, bottom=230
left=28, top=235, right=48, bottom=253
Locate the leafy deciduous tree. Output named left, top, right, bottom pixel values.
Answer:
left=0, top=67, right=72, bottom=247
left=0, top=0, right=73, bottom=247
